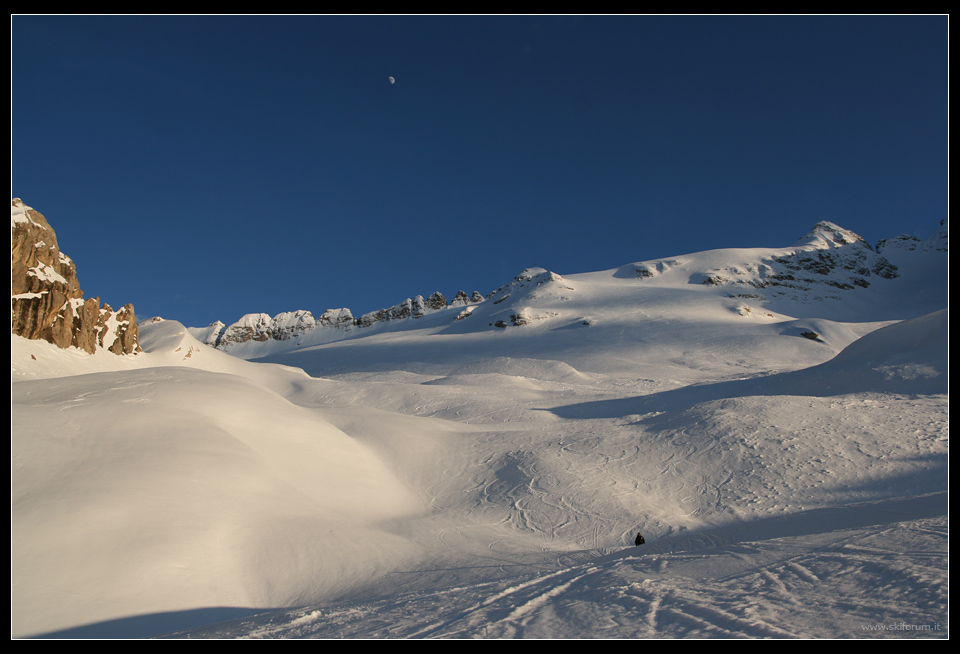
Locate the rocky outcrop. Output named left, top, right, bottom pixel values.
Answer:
left=450, top=290, right=486, bottom=307
left=189, top=320, right=227, bottom=348
left=357, top=292, right=454, bottom=327
left=424, top=291, right=447, bottom=311
left=194, top=308, right=357, bottom=350
left=485, top=268, right=574, bottom=306
left=11, top=199, right=139, bottom=355
left=216, top=313, right=274, bottom=348
left=270, top=310, right=317, bottom=341
left=657, top=221, right=906, bottom=300
left=481, top=269, right=571, bottom=330
left=765, top=221, right=900, bottom=289
left=877, top=218, right=948, bottom=254
left=318, top=308, right=355, bottom=329
left=196, top=289, right=465, bottom=352
left=359, top=296, right=420, bottom=327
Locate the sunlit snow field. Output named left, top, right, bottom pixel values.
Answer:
left=12, top=224, right=947, bottom=639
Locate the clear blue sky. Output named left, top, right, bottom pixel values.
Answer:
left=12, top=15, right=948, bottom=329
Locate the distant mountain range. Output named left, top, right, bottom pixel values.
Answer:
left=187, top=219, right=948, bottom=360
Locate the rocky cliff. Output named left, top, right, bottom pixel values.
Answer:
left=11, top=199, right=140, bottom=355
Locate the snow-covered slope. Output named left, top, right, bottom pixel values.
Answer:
left=190, top=220, right=948, bottom=364
left=12, top=219, right=948, bottom=639
left=163, top=491, right=948, bottom=639
left=12, top=321, right=426, bottom=638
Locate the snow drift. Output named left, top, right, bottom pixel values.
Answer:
left=12, top=218, right=948, bottom=639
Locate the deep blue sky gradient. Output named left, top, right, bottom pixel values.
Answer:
left=12, top=15, right=948, bottom=328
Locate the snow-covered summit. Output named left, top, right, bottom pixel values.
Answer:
left=791, top=220, right=873, bottom=251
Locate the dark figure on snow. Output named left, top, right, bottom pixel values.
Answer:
left=635, top=532, right=645, bottom=546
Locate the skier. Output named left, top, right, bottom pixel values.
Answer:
left=635, top=532, right=645, bottom=546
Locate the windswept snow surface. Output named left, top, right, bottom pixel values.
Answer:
left=12, top=232, right=948, bottom=639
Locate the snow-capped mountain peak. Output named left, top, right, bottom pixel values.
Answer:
left=791, top=220, right=874, bottom=251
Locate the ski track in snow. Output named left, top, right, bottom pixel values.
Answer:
left=161, top=507, right=947, bottom=639
left=12, top=221, right=948, bottom=639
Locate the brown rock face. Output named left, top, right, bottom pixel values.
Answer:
left=11, top=198, right=140, bottom=355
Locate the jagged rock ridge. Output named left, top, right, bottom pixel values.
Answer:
left=195, top=290, right=486, bottom=352
left=194, top=268, right=579, bottom=353
left=11, top=199, right=140, bottom=355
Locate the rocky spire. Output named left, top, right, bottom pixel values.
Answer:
left=11, top=199, right=140, bottom=355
